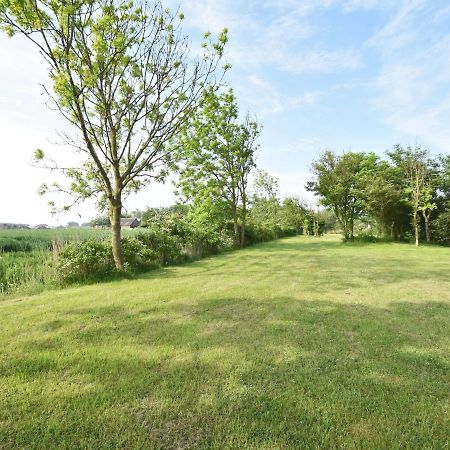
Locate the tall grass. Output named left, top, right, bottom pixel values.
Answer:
left=0, top=228, right=124, bottom=296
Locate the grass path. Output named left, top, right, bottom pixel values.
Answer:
left=1, top=235, right=449, bottom=448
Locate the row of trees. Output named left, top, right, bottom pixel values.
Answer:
left=307, top=147, right=450, bottom=245
left=137, top=170, right=329, bottom=251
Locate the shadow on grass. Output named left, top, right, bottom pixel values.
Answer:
left=2, top=296, right=449, bottom=448
left=143, top=242, right=450, bottom=293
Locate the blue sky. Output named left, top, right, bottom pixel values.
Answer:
left=1, top=0, right=450, bottom=224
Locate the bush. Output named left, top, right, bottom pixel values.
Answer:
left=122, top=237, right=159, bottom=270
left=58, top=237, right=163, bottom=283
left=183, top=226, right=231, bottom=258
left=431, top=212, right=450, bottom=246
left=58, top=240, right=114, bottom=283
left=244, top=225, right=276, bottom=245
left=135, top=230, right=183, bottom=265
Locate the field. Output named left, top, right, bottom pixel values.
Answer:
left=0, top=228, right=137, bottom=295
left=0, top=234, right=449, bottom=448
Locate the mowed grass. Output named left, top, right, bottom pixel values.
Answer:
left=0, top=235, right=449, bottom=449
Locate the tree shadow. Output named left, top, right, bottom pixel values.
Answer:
left=2, top=296, right=449, bottom=448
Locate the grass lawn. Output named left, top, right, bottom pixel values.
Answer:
left=1, top=234, right=449, bottom=449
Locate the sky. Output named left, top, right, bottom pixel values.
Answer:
left=1, top=0, right=450, bottom=225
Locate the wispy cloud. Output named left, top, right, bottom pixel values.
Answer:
left=180, top=0, right=363, bottom=75
left=372, top=1, right=450, bottom=151
left=236, top=75, right=323, bottom=116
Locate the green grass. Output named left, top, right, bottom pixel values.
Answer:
left=0, top=235, right=449, bottom=449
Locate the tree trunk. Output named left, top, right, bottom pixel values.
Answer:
left=341, top=222, right=349, bottom=240
left=240, top=197, right=247, bottom=247
left=414, top=212, right=419, bottom=247
left=110, top=197, right=125, bottom=270
left=231, top=203, right=239, bottom=246
left=423, top=211, right=431, bottom=243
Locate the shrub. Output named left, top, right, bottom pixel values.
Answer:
left=121, top=237, right=159, bottom=270
left=431, top=212, right=450, bottom=246
left=58, top=237, right=162, bottom=283
left=244, top=225, right=276, bottom=245
left=58, top=240, right=114, bottom=283
left=183, top=226, right=231, bottom=258
left=135, top=230, right=183, bottom=265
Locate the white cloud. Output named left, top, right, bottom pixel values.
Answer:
left=372, top=2, right=450, bottom=152
left=180, top=0, right=362, bottom=75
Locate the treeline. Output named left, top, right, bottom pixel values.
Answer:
left=136, top=170, right=330, bottom=261
left=307, top=146, right=450, bottom=245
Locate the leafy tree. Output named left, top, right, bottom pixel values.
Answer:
left=306, top=151, right=372, bottom=239
left=431, top=212, right=450, bottom=246
left=174, top=89, right=260, bottom=247
left=66, top=221, right=79, bottom=228
left=436, top=155, right=450, bottom=212
left=0, top=0, right=228, bottom=268
left=249, top=170, right=281, bottom=231
left=90, top=216, right=110, bottom=228
left=279, top=197, right=308, bottom=234
left=387, top=146, right=435, bottom=246
left=357, top=158, right=408, bottom=238
left=253, top=170, right=280, bottom=201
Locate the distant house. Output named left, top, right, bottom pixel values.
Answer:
left=120, top=218, right=140, bottom=229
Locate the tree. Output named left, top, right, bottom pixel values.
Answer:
left=306, top=151, right=371, bottom=239
left=90, top=215, right=110, bottom=228
left=253, top=170, right=280, bottom=201
left=1, top=0, right=228, bottom=269
left=387, top=146, right=435, bottom=246
left=357, top=159, right=408, bottom=238
left=279, top=197, right=312, bottom=235
left=174, top=89, right=260, bottom=247
left=250, top=170, right=281, bottom=232
left=66, top=221, right=79, bottom=228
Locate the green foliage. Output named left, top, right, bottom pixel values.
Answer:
left=253, top=170, right=279, bottom=201
left=140, top=205, right=232, bottom=260
left=121, top=237, right=159, bottom=271
left=58, top=237, right=160, bottom=283
left=249, top=172, right=321, bottom=240
left=173, top=88, right=260, bottom=246
left=431, top=212, right=450, bottom=246
left=135, top=230, right=183, bottom=266
left=387, top=145, right=437, bottom=244
left=90, top=215, right=110, bottom=227
left=307, top=151, right=375, bottom=239
left=58, top=240, right=115, bottom=283
left=307, top=148, right=449, bottom=245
